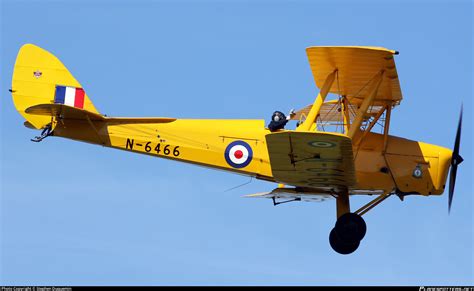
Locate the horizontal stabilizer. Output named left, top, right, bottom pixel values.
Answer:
left=105, top=117, right=177, bottom=124
left=23, top=121, right=37, bottom=129
left=26, top=103, right=104, bottom=121
left=25, top=104, right=176, bottom=124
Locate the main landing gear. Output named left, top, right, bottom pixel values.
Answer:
left=329, top=191, right=390, bottom=254
left=329, top=213, right=366, bottom=254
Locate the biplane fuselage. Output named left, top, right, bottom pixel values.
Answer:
left=51, top=117, right=452, bottom=197
left=12, top=44, right=459, bottom=254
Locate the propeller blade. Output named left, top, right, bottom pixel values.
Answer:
left=448, top=105, right=463, bottom=214
left=448, top=164, right=457, bottom=213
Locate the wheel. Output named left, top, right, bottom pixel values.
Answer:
left=334, top=212, right=366, bottom=242
left=329, top=228, right=360, bottom=255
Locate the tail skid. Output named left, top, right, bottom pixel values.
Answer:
left=30, top=123, right=53, bottom=142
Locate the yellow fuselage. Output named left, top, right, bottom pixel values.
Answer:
left=54, top=118, right=452, bottom=196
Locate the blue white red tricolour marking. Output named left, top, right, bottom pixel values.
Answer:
left=224, top=140, right=253, bottom=168
left=54, top=85, right=85, bottom=109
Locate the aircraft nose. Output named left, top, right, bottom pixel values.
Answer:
left=436, top=147, right=453, bottom=194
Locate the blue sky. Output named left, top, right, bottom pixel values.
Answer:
left=1, top=0, right=472, bottom=286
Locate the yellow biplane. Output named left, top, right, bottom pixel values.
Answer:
left=10, top=44, right=463, bottom=254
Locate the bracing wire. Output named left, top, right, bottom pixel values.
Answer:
left=223, top=177, right=253, bottom=192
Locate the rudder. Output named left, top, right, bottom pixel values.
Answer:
left=11, top=44, right=99, bottom=129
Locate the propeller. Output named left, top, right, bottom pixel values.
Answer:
left=448, top=105, right=463, bottom=214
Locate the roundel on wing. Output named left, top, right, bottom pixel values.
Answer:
left=224, top=140, right=253, bottom=168
left=308, top=140, right=336, bottom=148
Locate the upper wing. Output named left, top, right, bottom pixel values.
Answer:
left=306, top=46, right=402, bottom=107
left=265, top=131, right=356, bottom=191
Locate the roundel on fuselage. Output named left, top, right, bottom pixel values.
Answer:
left=224, top=140, right=253, bottom=168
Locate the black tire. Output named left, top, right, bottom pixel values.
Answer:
left=329, top=228, right=360, bottom=255
left=334, top=212, right=367, bottom=242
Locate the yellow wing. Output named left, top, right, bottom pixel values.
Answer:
left=265, top=131, right=356, bottom=191
left=306, top=46, right=402, bottom=107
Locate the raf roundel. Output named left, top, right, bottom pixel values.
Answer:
left=224, top=140, right=253, bottom=168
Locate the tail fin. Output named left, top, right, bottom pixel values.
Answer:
left=11, top=44, right=99, bottom=129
